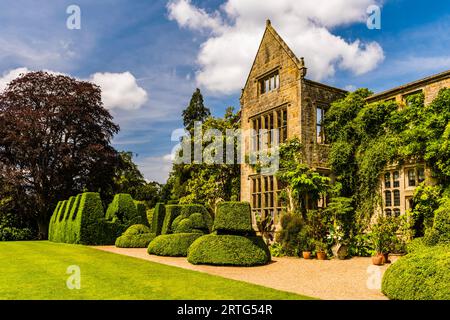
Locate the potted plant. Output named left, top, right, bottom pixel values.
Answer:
left=315, top=240, right=327, bottom=260
left=298, top=228, right=313, bottom=259
left=369, top=215, right=399, bottom=265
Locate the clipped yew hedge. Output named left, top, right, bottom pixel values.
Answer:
left=161, top=205, right=182, bottom=234
left=147, top=233, right=203, bottom=257
left=48, top=192, right=144, bottom=245
left=382, top=244, right=450, bottom=300
left=115, top=224, right=156, bottom=248
left=106, top=194, right=147, bottom=226
left=213, top=201, right=253, bottom=234
left=151, top=203, right=166, bottom=235
left=187, top=201, right=270, bottom=266
left=187, top=234, right=271, bottom=266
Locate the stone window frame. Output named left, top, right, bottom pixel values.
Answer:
left=383, top=169, right=401, bottom=216
left=250, top=175, right=285, bottom=224
left=258, top=70, right=280, bottom=95
left=315, top=102, right=328, bottom=145
left=250, top=105, right=288, bottom=152
left=402, top=89, right=423, bottom=107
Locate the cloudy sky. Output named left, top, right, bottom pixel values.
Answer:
left=0, top=0, right=449, bottom=183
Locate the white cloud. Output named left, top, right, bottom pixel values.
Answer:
left=0, top=67, right=29, bottom=93
left=136, top=154, right=173, bottom=183
left=167, top=0, right=224, bottom=33
left=167, top=0, right=385, bottom=94
left=0, top=68, right=149, bottom=111
left=90, top=72, right=148, bottom=110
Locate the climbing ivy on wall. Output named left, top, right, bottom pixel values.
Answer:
left=325, top=88, right=450, bottom=231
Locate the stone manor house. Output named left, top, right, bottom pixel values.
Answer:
left=239, top=20, right=450, bottom=226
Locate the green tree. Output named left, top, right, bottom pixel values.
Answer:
left=182, top=88, right=211, bottom=131
left=177, top=107, right=240, bottom=212
left=276, top=138, right=330, bottom=216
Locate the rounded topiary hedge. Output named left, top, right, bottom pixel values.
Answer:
left=187, top=234, right=271, bottom=266
left=382, top=244, right=450, bottom=300
left=115, top=224, right=156, bottom=248
left=214, top=201, right=253, bottom=234
left=147, top=233, right=203, bottom=257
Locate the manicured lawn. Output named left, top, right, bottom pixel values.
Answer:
left=0, top=241, right=311, bottom=300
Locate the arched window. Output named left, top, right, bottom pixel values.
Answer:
left=393, top=209, right=400, bottom=217
left=385, top=209, right=392, bottom=216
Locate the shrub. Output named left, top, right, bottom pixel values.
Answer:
left=213, top=202, right=253, bottom=234
left=115, top=224, right=155, bottom=248
left=187, top=234, right=271, bottom=266
left=148, top=233, right=203, bottom=257
left=171, top=215, right=184, bottom=232
left=146, top=208, right=154, bottom=229
left=0, top=227, right=33, bottom=241
left=189, top=213, right=208, bottom=231
left=134, top=201, right=149, bottom=227
left=275, top=213, right=304, bottom=256
left=433, top=197, right=450, bottom=243
left=180, top=204, right=213, bottom=230
left=151, top=203, right=165, bottom=235
left=406, top=237, right=426, bottom=253
left=161, top=205, right=182, bottom=234
left=382, top=244, right=450, bottom=300
left=106, top=194, right=145, bottom=226
left=49, top=192, right=125, bottom=245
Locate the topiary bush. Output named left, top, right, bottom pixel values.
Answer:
left=48, top=192, right=135, bottom=245
left=148, top=233, right=203, bottom=257
left=134, top=201, right=149, bottom=227
left=151, top=203, right=166, bottom=235
left=187, top=234, right=271, bottom=266
left=433, top=198, right=450, bottom=244
left=180, top=204, right=213, bottom=231
left=161, top=205, right=182, bottom=234
left=382, top=244, right=450, bottom=300
left=213, top=202, right=253, bottom=234
left=106, top=194, right=146, bottom=226
left=185, top=201, right=270, bottom=266
left=115, top=224, right=156, bottom=248
left=146, top=208, right=154, bottom=229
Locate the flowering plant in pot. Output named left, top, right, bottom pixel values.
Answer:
left=315, top=240, right=328, bottom=260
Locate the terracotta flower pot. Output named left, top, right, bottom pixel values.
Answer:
left=317, top=251, right=327, bottom=260
left=302, top=251, right=312, bottom=259
left=372, top=254, right=384, bottom=266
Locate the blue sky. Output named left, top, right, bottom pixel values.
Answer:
left=0, top=0, right=449, bottom=183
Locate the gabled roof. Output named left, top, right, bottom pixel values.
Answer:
left=240, top=20, right=304, bottom=99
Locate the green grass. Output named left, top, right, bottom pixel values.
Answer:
left=0, top=241, right=312, bottom=300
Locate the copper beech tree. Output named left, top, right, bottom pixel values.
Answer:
left=0, top=72, right=120, bottom=239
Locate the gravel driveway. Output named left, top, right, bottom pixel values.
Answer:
left=94, top=246, right=388, bottom=300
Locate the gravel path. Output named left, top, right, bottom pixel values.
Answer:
left=93, top=246, right=388, bottom=300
